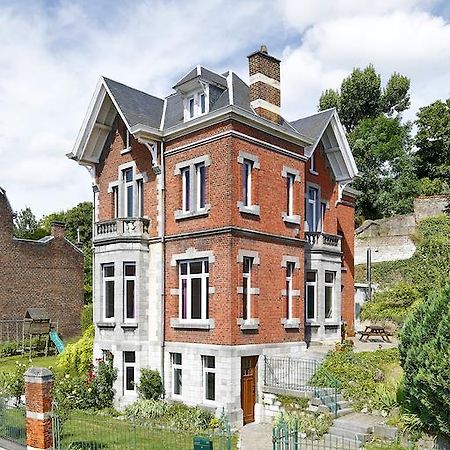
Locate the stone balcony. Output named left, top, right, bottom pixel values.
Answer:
left=94, top=217, right=150, bottom=243
left=305, top=232, right=341, bottom=253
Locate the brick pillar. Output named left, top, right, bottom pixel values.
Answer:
left=25, top=367, right=54, bottom=450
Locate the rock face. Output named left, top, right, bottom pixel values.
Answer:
left=355, top=195, right=448, bottom=265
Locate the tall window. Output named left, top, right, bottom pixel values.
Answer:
left=286, top=262, right=295, bottom=320
left=196, top=163, right=206, bottom=210
left=137, top=179, right=144, bottom=217
left=310, top=151, right=317, bottom=173
left=306, top=271, right=317, bottom=320
left=103, top=264, right=115, bottom=320
left=123, top=351, right=136, bottom=392
left=122, top=168, right=134, bottom=217
left=320, top=202, right=327, bottom=232
left=286, top=173, right=295, bottom=217
left=325, top=272, right=335, bottom=319
left=188, top=96, right=195, bottom=118
left=242, top=160, right=253, bottom=207
left=171, top=353, right=182, bottom=396
left=112, top=186, right=119, bottom=218
left=199, top=93, right=206, bottom=114
left=185, top=92, right=208, bottom=120
left=242, top=257, right=253, bottom=320
left=307, top=187, right=319, bottom=232
left=124, top=263, right=136, bottom=320
left=179, top=260, right=209, bottom=320
left=180, top=163, right=206, bottom=214
left=202, top=356, right=216, bottom=401
left=181, top=167, right=190, bottom=212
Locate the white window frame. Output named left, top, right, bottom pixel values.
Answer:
left=178, top=259, right=209, bottom=322
left=307, top=186, right=319, bottom=232
left=242, top=256, right=253, bottom=320
left=320, top=201, right=327, bottom=232
left=171, top=352, right=183, bottom=398
left=195, top=162, right=206, bottom=211
left=286, top=172, right=295, bottom=217
left=306, top=271, right=317, bottom=322
left=123, top=167, right=134, bottom=218
left=242, top=159, right=253, bottom=207
left=181, top=167, right=191, bottom=212
left=102, top=263, right=115, bottom=322
left=123, top=262, right=136, bottom=322
left=309, top=151, right=318, bottom=175
left=184, top=89, right=209, bottom=121
left=202, top=355, right=216, bottom=403
left=286, top=261, right=295, bottom=320
left=123, top=351, right=136, bottom=393
left=325, top=271, right=335, bottom=321
left=112, top=186, right=119, bottom=218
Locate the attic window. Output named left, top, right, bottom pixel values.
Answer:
left=184, top=90, right=208, bottom=121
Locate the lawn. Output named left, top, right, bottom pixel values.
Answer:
left=0, top=353, right=60, bottom=375
left=0, top=405, right=26, bottom=445
left=56, top=410, right=237, bottom=450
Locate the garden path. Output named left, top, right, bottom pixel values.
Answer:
left=239, top=422, right=272, bottom=449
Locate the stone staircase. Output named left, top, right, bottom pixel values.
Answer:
left=308, top=390, right=353, bottom=417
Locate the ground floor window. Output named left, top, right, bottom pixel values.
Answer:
left=202, top=355, right=216, bottom=401
left=123, top=351, right=136, bottom=392
left=171, top=353, right=182, bottom=396
left=306, top=271, right=317, bottom=320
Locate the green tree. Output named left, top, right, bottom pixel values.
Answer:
left=414, top=97, right=450, bottom=182
left=319, top=65, right=410, bottom=132
left=399, top=286, right=450, bottom=438
left=13, top=207, right=46, bottom=239
left=348, top=115, right=418, bottom=219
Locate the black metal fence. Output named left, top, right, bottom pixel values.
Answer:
left=0, top=400, right=26, bottom=447
left=52, top=410, right=235, bottom=450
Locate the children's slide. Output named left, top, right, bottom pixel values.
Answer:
left=49, top=331, right=65, bottom=353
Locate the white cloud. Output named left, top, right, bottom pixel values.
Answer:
left=0, top=0, right=449, bottom=218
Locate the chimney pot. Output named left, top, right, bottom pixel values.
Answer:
left=260, top=45, right=268, bottom=54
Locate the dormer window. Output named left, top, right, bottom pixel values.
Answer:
left=184, top=89, right=208, bottom=121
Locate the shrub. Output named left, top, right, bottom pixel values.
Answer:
left=137, top=369, right=164, bottom=400
left=275, top=411, right=333, bottom=438
left=360, top=282, right=422, bottom=325
left=0, top=361, right=27, bottom=405
left=81, top=303, right=93, bottom=332
left=312, top=348, right=400, bottom=411
left=124, top=399, right=214, bottom=431
left=399, top=285, right=450, bottom=438
left=57, top=325, right=94, bottom=375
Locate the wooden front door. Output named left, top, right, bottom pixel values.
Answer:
left=241, top=356, right=258, bottom=424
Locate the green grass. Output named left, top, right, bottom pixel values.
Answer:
left=0, top=406, right=26, bottom=445
left=0, top=353, right=60, bottom=375
left=56, top=411, right=237, bottom=450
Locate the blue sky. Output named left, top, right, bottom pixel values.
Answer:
left=0, top=0, right=449, bottom=217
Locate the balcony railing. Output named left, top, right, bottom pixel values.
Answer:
left=305, top=232, right=341, bottom=252
left=94, top=217, right=150, bottom=241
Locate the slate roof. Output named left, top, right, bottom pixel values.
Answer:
left=289, top=108, right=335, bottom=145
left=103, top=77, right=164, bottom=129
left=173, top=66, right=228, bottom=89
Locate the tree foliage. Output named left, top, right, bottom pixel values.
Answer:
left=399, top=286, right=450, bottom=438
left=13, top=207, right=46, bottom=239
left=348, top=115, right=417, bottom=219
left=319, top=65, right=410, bottom=132
left=414, top=97, right=450, bottom=183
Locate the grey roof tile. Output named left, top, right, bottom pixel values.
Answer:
left=290, top=108, right=335, bottom=143
left=103, top=77, right=164, bottom=129
left=173, top=66, right=227, bottom=89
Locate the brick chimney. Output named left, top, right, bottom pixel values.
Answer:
left=51, top=221, right=66, bottom=238
left=248, top=45, right=281, bottom=124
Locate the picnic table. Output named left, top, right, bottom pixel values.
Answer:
left=359, top=325, right=391, bottom=343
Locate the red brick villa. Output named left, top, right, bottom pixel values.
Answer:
left=68, top=46, right=358, bottom=425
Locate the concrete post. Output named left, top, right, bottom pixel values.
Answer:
left=24, top=367, right=54, bottom=450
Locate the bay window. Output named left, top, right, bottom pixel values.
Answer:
left=306, top=271, right=317, bottom=320
left=325, top=271, right=335, bottom=320
left=124, top=262, right=136, bottom=321
left=103, top=264, right=115, bottom=320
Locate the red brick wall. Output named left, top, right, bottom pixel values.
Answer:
left=165, top=234, right=304, bottom=345
left=0, top=192, right=84, bottom=338
left=96, top=119, right=158, bottom=236
left=338, top=195, right=356, bottom=333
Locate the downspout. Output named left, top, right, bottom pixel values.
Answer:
left=159, top=142, right=166, bottom=386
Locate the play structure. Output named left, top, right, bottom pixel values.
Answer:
left=0, top=308, right=64, bottom=356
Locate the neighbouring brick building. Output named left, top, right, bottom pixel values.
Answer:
left=0, top=187, right=84, bottom=338
left=69, top=46, right=358, bottom=425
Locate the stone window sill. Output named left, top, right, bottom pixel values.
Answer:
left=97, top=322, right=116, bottom=329
left=237, top=202, right=260, bottom=216
left=305, top=321, right=320, bottom=327
left=120, top=146, right=132, bottom=155
left=175, top=205, right=211, bottom=221
left=170, top=318, right=215, bottom=330
left=282, top=214, right=301, bottom=225
left=237, top=318, right=260, bottom=331
left=120, top=323, right=138, bottom=330
left=309, top=169, right=319, bottom=176
left=281, top=318, right=300, bottom=329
